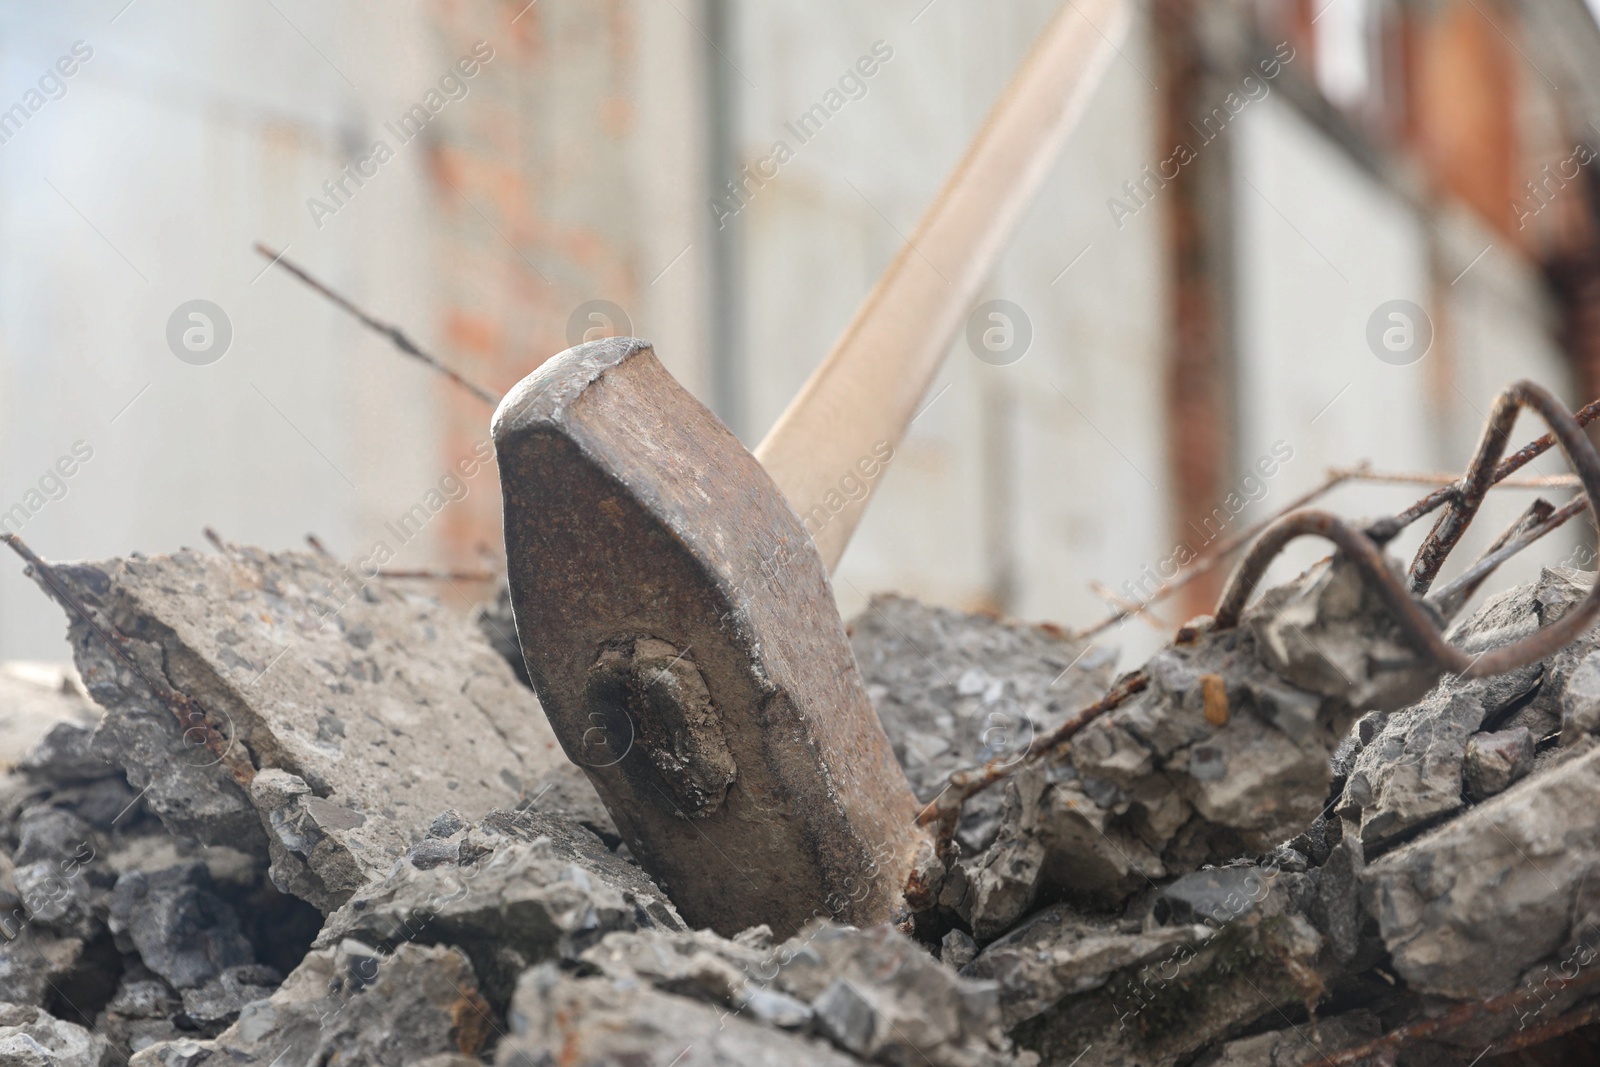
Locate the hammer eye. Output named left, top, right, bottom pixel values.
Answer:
left=582, top=637, right=737, bottom=815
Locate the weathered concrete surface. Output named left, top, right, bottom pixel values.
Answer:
left=499, top=962, right=866, bottom=1066
left=965, top=903, right=1211, bottom=1027
left=30, top=544, right=571, bottom=911
left=568, top=920, right=1027, bottom=1067
left=0, top=1003, right=116, bottom=1067
left=1191, top=1010, right=1382, bottom=1066
left=1362, top=739, right=1600, bottom=999
left=204, top=940, right=492, bottom=1065
left=315, top=807, right=682, bottom=1009
left=1007, top=881, right=1324, bottom=1067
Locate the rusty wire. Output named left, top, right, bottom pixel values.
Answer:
left=253, top=242, right=498, bottom=406
left=1213, top=381, right=1600, bottom=679
left=914, top=670, right=1150, bottom=847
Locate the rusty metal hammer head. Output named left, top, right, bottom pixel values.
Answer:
left=492, top=337, right=921, bottom=937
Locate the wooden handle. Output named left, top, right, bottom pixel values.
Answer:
left=755, top=0, right=1130, bottom=571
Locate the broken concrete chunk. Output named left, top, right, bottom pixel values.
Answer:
left=570, top=920, right=1024, bottom=1066
left=0, top=927, right=86, bottom=1006
left=0, top=1003, right=116, bottom=1067
left=1453, top=568, right=1598, bottom=740
left=15, top=805, right=94, bottom=867
left=1337, top=568, right=1600, bottom=848
left=947, top=561, right=1384, bottom=928
left=96, top=970, right=185, bottom=1058
left=1361, top=740, right=1600, bottom=999
left=1192, top=1009, right=1383, bottom=1066
left=1248, top=551, right=1442, bottom=713
left=576, top=926, right=766, bottom=1003
left=953, top=830, right=1052, bottom=940
left=1336, top=687, right=1486, bottom=846
left=211, top=940, right=491, bottom=1065
left=941, top=928, right=978, bottom=969
left=19, top=721, right=115, bottom=782
left=1562, top=647, right=1600, bottom=742
left=1008, top=907, right=1323, bottom=1067
left=315, top=808, right=682, bottom=1010
left=581, top=927, right=821, bottom=1031
left=1464, top=726, right=1535, bottom=799
left=770, top=922, right=1016, bottom=1067
left=177, top=963, right=282, bottom=1034
left=499, top=962, right=863, bottom=1066
left=31, top=545, right=570, bottom=912
left=1150, top=865, right=1294, bottom=927
left=108, top=862, right=254, bottom=990
left=127, top=1039, right=214, bottom=1067
left=848, top=593, right=1115, bottom=854
left=947, top=558, right=1595, bottom=945
left=13, top=858, right=94, bottom=935
left=965, top=903, right=1210, bottom=1027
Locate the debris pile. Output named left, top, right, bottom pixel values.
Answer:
left=7, top=531, right=1600, bottom=1064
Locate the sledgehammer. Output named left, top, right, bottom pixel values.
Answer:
left=495, top=0, right=1128, bottom=937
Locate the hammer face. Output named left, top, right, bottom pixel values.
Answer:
left=493, top=338, right=920, bottom=937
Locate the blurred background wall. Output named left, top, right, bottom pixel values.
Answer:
left=3, top=0, right=1600, bottom=672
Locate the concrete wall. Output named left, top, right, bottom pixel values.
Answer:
left=1233, top=89, right=1577, bottom=609
left=0, top=0, right=710, bottom=660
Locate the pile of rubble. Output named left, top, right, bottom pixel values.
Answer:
left=5, top=538, right=1600, bottom=1064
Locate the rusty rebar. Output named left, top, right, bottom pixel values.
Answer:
left=1427, top=496, right=1575, bottom=621
left=1388, top=393, right=1600, bottom=535
left=1331, top=466, right=1580, bottom=490
left=1213, top=508, right=1458, bottom=657
left=1213, top=382, right=1600, bottom=680
left=1408, top=383, right=1589, bottom=593
left=1319, top=964, right=1600, bottom=1065
left=1079, top=443, right=1597, bottom=644
left=2, top=533, right=253, bottom=785
left=1074, top=467, right=1367, bottom=640
left=377, top=568, right=498, bottom=582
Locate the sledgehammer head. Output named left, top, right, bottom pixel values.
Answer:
left=492, top=338, right=921, bottom=937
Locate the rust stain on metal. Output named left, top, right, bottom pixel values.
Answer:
left=493, top=337, right=922, bottom=938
